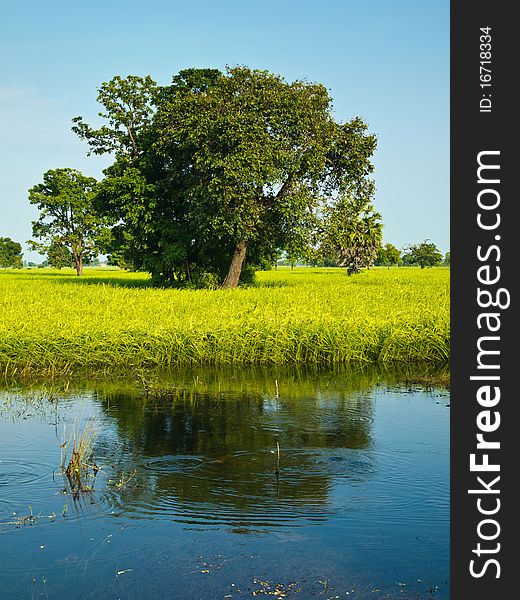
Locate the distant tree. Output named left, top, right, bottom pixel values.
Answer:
left=375, top=246, right=386, bottom=266
left=443, top=251, right=451, bottom=266
left=400, top=250, right=414, bottom=267
left=284, top=227, right=316, bottom=270
left=321, top=256, right=339, bottom=267
left=401, top=240, right=443, bottom=268
left=28, top=168, right=109, bottom=276
left=0, top=237, right=23, bottom=269
left=376, top=243, right=401, bottom=266
left=320, top=181, right=383, bottom=275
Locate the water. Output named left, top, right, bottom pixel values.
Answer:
left=0, top=368, right=449, bottom=599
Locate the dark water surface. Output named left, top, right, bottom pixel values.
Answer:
left=0, top=368, right=449, bottom=599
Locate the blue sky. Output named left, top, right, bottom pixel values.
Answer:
left=0, top=0, right=449, bottom=259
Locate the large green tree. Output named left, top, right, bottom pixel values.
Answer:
left=74, top=67, right=377, bottom=287
left=28, top=168, right=108, bottom=276
left=0, top=237, right=23, bottom=269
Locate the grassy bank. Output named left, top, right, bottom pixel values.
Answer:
left=0, top=267, right=449, bottom=376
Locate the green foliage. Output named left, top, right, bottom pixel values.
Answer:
left=376, top=243, right=401, bottom=266
left=402, top=240, right=443, bottom=269
left=0, top=267, right=450, bottom=375
left=47, top=239, right=74, bottom=269
left=0, top=237, right=23, bottom=269
left=320, top=181, right=382, bottom=274
left=28, top=168, right=110, bottom=276
left=443, top=251, right=451, bottom=266
left=72, top=75, right=157, bottom=161
left=74, top=67, right=377, bottom=287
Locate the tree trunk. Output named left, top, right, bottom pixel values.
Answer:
left=221, top=240, right=248, bottom=289
left=75, top=254, right=83, bottom=276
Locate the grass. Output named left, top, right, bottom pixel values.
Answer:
left=0, top=266, right=449, bottom=376
left=60, top=416, right=99, bottom=496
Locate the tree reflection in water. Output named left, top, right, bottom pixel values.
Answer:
left=96, top=368, right=377, bottom=531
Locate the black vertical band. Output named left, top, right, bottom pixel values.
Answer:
left=451, top=2, right=516, bottom=597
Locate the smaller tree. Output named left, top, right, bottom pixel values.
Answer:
left=320, top=182, right=382, bottom=275
left=443, top=251, right=451, bottom=266
left=376, top=243, right=401, bottom=267
left=283, top=222, right=317, bottom=270
left=0, top=237, right=23, bottom=269
left=28, top=168, right=109, bottom=276
left=401, top=240, right=443, bottom=268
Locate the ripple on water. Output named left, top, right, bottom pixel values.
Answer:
left=113, top=448, right=377, bottom=529
left=143, top=455, right=204, bottom=474
left=0, top=459, right=53, bottom=490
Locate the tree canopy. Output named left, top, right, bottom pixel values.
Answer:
left=401, top=240, right=443, bottom=268
left=28, top=168, right=109, bottom=276
left=376, top=242, right=401, bottom=266
left=320, top=181, right=382, bottom=274
left=72, top=75, right=157, bottom=161
left=74, top=67, right=378, bottom=286
left=0, top=237, right=23, bottom=269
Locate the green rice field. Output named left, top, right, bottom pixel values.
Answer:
left=0, top=266, right=450, bottom=376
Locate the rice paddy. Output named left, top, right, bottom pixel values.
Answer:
left=0, top=266, right=449, bottom=377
